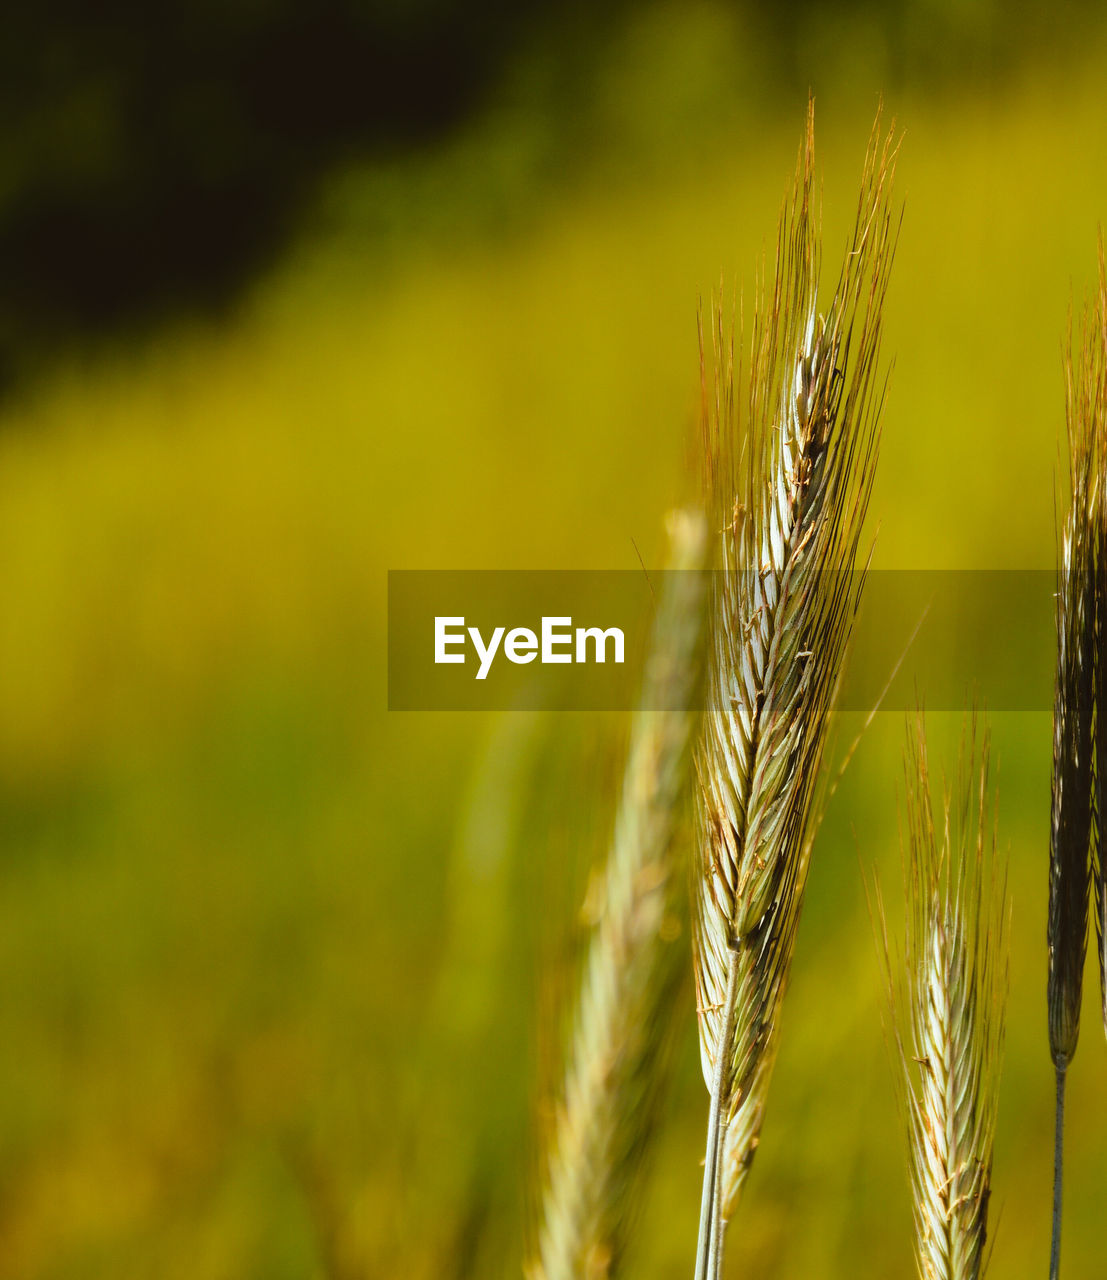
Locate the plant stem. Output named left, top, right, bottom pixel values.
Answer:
left=694, top=950, right=739, bottom=1280
left=1050, top=1062, right=1067, bottom=1280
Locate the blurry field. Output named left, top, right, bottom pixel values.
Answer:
left=2, top=11, right=1107, bottom=1277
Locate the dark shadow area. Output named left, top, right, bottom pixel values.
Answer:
left=0, top=0, right=605, bottom=389
left=0, top=0, right=1103, bottom=394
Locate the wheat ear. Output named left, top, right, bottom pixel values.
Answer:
left=1090, top=234, right=1107, bottom=1043
left=1047, top=251, right=1102, bottom=1280
left=692, top=103, right=898, bottom=1280
left=529, top=509, right=709, bottom=1280
left=881, top=711, right=1007, bottom=1280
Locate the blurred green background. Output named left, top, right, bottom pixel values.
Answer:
left=2, top=1, right=1107, bottom=1276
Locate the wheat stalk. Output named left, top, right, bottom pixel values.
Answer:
left=691, top=103, right=898, bottom=1280
left=879, top=711, right=1007, bottom=1280
left=529, top=508, right=709, bottom=1280
left=1047, top=248, right=1102, bottom=1280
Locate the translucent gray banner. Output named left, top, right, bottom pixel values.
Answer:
left=387, top=570, right=1055, bottom=711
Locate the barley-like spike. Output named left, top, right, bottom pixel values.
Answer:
left=876, top=711, right=1007, bottom=1280
left=1090, top=232, right=1107, bottom=1040
left=1047, top=244, right=1102, bottom=1280
left=529, top=509, right=709, bottom=1280
left=692, top=101, right=898, bottom=1279
left=1050, top=268, right=1099, bottom=1070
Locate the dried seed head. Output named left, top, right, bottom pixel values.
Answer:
left=1048, top=258, right=1102, bottom=1068
left=880, top=711, right=1007, bottom=1280
left=1089, top=233, right=1107, bottom=1039
left=529, top=509, right=709, bottom=1280
left=692, top=100, right=898, bottom=1276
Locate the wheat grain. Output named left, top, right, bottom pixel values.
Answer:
left=691, top=102, right=898, bottom=1280
left=1090, top=234, right=1107, bottom=1043
left=879, top=712, right=1007, bottom=1280
left=1047, top=245, right=1102, bottom=1280
left=529, top=508, right=709, bottom=1280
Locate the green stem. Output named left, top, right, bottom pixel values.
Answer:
left=1050, top=1062, right=1066, bottom=1280
left=694, top=951, right=739, bottom=1280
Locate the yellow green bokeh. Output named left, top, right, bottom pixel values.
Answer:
left=1, top=6, right=1106, bottom=1276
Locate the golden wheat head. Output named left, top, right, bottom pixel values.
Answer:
left=529, top=509, right=709, bottom=1280
left=691, top=101, right=898, bottom=1280
left=881, top=712, right=1007, bottom=1280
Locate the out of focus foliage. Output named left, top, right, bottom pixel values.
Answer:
left=1, top=2, right=1107, bottom=1278
left=1, top=0, right=1105, bottom=384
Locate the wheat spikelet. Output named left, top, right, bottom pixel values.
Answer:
left=1047, top=245, right=1102, bottom=1280
left=1089, top=233, right=1107, bottom=1041
left=529, top=508, right=709, bottom=1280
left=1050, top=266, right=1100, bottom=1070
left=881, top=711, right=1007, bottom=1280
left=692, top=103, right=898, bottom=1280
